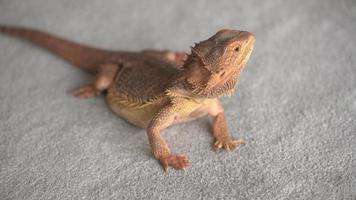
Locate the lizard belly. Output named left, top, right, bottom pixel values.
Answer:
left=172, top=98, right=218, bottom=125
left=106, top=87, right=168, bottom=128
left=106, top=85, right=219, bottom=128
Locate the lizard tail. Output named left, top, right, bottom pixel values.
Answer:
left=0, top=25, right=116, bottom=73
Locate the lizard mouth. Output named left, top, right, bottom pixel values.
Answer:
left=237, top=42, right=254, bottom=68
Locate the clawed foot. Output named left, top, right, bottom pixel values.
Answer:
left=214, top=137, right=244, bottom=151
left=159, top=154, right=190, bottom=172
left=70, top=85, right=100, bottom=98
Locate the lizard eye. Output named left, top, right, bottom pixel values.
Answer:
left=234, top=47, right=240, bottom=52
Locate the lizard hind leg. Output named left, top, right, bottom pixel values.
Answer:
left=70, top=63, right=119, bottom=99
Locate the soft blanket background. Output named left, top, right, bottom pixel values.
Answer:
left=0, top=0, right=355, bottom=199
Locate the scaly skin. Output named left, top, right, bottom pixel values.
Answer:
left=0, top=26, right=255, bottom=172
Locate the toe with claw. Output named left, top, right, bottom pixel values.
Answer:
left=70, top=85, right=100, bottom=98
left=159, top=154, right=190, bottom=172
left=214, top=137, right=244, bottom=151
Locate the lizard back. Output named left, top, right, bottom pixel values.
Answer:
left=106, top=59, right=182, bottom=128
left=109, top=58, right=181, bottom=108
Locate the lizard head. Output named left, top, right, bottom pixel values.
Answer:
left=183, top=29, right=255, bottom=98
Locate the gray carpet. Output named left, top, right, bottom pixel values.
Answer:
left=0, top=0, right=355, bottom=199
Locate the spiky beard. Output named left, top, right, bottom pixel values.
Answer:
left=186, top=76, right=238, bottom=98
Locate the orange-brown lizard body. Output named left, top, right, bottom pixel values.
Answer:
left=0, top=26, right=255, bottom=172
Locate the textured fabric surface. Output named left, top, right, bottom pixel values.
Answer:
left=0, top=0, right=355, bottom=199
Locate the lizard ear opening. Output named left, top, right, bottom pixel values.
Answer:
left=186, top=63, right=213, bottom=87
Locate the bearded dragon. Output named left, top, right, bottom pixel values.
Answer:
left=0, top=25, right=255, bottom=172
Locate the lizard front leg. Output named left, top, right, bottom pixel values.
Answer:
left=141, top=49, right=186, bottom=67
left=147, top=100, right=190, bottom=172
left=208, top=100, right=244, bottom=151
left=71, top=63, right=119, bottom=98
